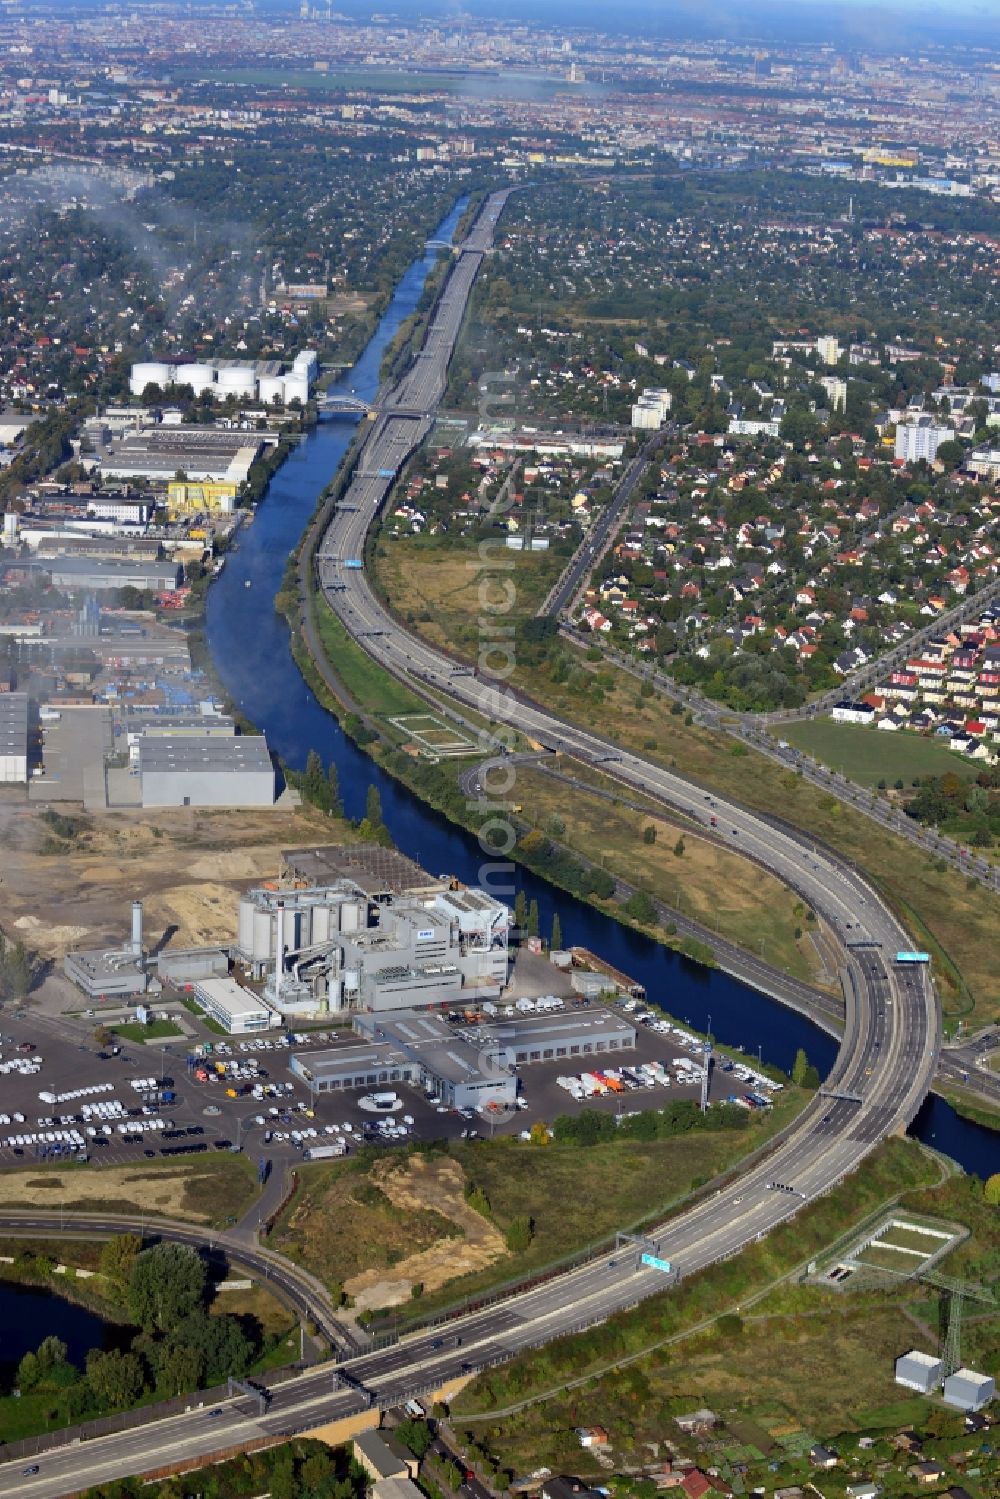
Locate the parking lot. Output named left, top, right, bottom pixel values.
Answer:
left=0, top=997, right=778, bottom=1175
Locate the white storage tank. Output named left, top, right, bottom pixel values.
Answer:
left=252, top=906, right=273, bottom=964
left=176, top=362, right=216, bottom=395
left=293, top=348, right=318, bottom=380
left=217, top=365, right=257, bottom=399
left=130, top=362, right=173, bottom=396
left=282, top=372, right=310, bottom=405
left=237, top=896, right=256, bottom=958
left=310, top=904, right=331, bottom=945
left=257, top=374, right=286, bottom=406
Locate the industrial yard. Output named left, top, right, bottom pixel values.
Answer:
left=0, top=794, right=344, bottom=968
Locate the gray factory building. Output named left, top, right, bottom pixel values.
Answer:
left=291, top=1006, right=639, bottom=1111
left=895, top=1351, right=943, bottom=1394
left=138, top=734, right=275, bottom=808
left=236, top=873, right=509, bottom=1014
left=942, top=1368, right=995, bottom=1412
left=37, top=555, right=182, bottom=594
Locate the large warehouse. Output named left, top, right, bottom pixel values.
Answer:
left=138, top=734, right=275, bottom=808
left=290, top=1006, right=638, bottom=1111
left=0, top=692, right=28, bottom=782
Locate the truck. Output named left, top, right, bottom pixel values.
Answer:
left=303, top=1140, right=348, bottom=1161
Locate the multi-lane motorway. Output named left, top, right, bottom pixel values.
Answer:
left=0, top=190, right=942, bottom=1499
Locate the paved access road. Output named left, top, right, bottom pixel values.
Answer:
left=0, top=189, right=940, bottom=1499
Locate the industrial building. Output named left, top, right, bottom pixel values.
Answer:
left=942, top=1368, right=995, bottom=1412
left=35, top=555, right=182, bottom=594
left=137, top=734, right=275, bottom=808
left=895, top=1350, right=943, bottom=1394
left=90, top=424, right=264, bottom=488
left=191, top=976, right=276, bottom=1035
left=128, top=350, right=318, bottom=406
left=64, top=900, right=149, bottom=999
left=236, top=872, right=509, bottom=1015
left=0, top=692, right=28, bottom=782
left=290, top=1004, right=638, bottom=1111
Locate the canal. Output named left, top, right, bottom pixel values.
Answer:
left=206, top=198, right=994, bottom=1179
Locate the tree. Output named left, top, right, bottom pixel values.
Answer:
left=550, top=912, right=562, bottom=951
left=93, top=1024, right=113, bottom=1051
left=327, top=760, right=342, bottom=818
left=513, top=890, right=527, bottom=933
left=396, top=1418, right=433, bottom=1459
left=792, top=1048, right=810, bottom=1087
left=527, top=898, right=539, bottom=937
left=99, top=1233, right=142, bottom=1304
left=643, top=824, right=657, bottom=845
left=35, top=1336, right=68, bottom=1376
left=505, top=1215, right=534, bottom=1253
left=16, top=1351, right=39, bottom=1392
left=985, top=1173, right=1000, bottom=1205
left=673, top=836, right=685, bottom=858
left=85, top=1349, right=145, bottom=1409
left=127, top=1242, right=206, bottom=1332
left=366, top=782, right=384, bottom=829
left=156, top=1340, right=203, bottom=1397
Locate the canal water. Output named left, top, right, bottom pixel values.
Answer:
left=206, top=200, right=995, bottom=1180
left=0, top=1281, right=126, bottom=1388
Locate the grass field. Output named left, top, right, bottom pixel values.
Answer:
left=780, top=719, right=979, bottom=787
left=313, top=596, right=428, bottom=720
left=513, top=765, right=827, bottom=987
left=0, top=1156, right=259, bottom=1227
left=375, top=534, right=565, bottom=661
left=272, top=1097, right=803, bottom=1315
left=110, top=1019, right=183, bottom=1043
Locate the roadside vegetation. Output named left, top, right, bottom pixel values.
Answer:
left=73, top=1434, right=367, bottom=1499
left=449, top=1151, right=999, bottom=1487
left=270, top=1093, right=805, bottom=1323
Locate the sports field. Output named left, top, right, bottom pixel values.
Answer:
left=780, top=720, right=979, bottom=787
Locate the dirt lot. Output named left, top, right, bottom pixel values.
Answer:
left=0, top=792, right=351, bottom=962
left=0, top=1156, right=257, bottom=1224
left=344, top=1154, right=508, bottom=1311
left=275, top=1150, right=509, bottom=1310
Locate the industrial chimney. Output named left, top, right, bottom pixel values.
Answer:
left=131, top=901, right=143, bottom=959
left=274, top=900, right=285, bottom=1004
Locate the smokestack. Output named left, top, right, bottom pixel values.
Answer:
left=131, top=901, right=143, bottom=959
left=275, top=901, right=284, bottom=1004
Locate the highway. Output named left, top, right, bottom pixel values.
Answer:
left=0, top=189, right=941, bottom=1499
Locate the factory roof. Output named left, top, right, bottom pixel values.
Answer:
left=481, top=1010, right=637, bottom=1049
left=280, top=843, right=449, bottom=897
left=356, top=1009, right=511, bottom=1085
left=194, top=977, right=272, bottom=1020
left=0, top=692, right=28, bottom=756
left=291, top=1040, right=415, bottom=1086
left=39, top=555, right=181, bottom=584
left=138, top=734, right=272, bottom=775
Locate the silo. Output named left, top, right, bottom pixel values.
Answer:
left=257, top=374, right=285, bottom=406
left=310, top=903, right=331, bottom=945
left=252, top=906, right=272, bottom=963
left=177, top=362, right=216, bottom=395
left=282, top=372, right=310, bottom=405
left=238, top=896, right=256, bottom=958
left=130, top=361, right=173, bottom=396
left=293, top=348, right=318, bottom=380
left=217, top=365, right=257, bottom=400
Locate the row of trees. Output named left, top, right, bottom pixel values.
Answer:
left=552, top=1097, right=751, bottom=1146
